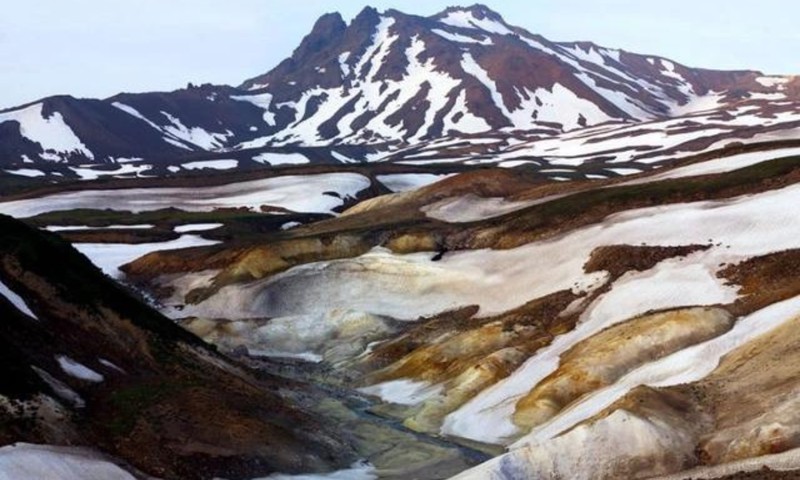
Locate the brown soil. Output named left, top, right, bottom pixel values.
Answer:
left=584, top=244, right=711, bottom=278
left=361, top=290, right=578, bottom=384
left=718, top=249, right=800, bottom=316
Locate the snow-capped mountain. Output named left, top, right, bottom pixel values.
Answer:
left=240, top=4, right=790, bottom=144
left=0, top=4, right=797, bottom=179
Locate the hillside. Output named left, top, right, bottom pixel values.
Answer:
left=0, top=215, right=358, bottom=479
left=112, top=148, right=800, bottom=479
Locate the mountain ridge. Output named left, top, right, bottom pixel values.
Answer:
left=0, top=4, right=797, bottom=180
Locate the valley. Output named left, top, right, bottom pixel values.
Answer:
left=1, top=3, right=800, bottom=480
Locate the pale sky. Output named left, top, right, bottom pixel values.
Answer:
left=1, top=1, right=797, bottom=109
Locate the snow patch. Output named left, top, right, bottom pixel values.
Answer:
left=160, top=112, right=230, bottom=150
left=439, top=11, right=515, bottom=35
left=111, top=102, right=162, bottom=131
left=512, top=295, right=800, bottom=450
left=0, top=444, right=136, bottom=480
left=422, top=193, right=568, bottom=223
left=431, top=29, right=492, bottom=45
left=69, top=164, right=151, bottom=180
left=4, top=168, right=45, bottom=178
left=442, top=184, right=800, bottom=444
left=0, top=103, right=93, bottom=159
left=627, top=147, right=800, bottom=185
left=73, top=235, right=220, bottom=278
left=45, top=224, right=153, bottom=232
left=173, top=223, right=223, bottom=233
left=255, top=461, right=376, bottom=480
left=182, top=159, right=238, bottom=171
left=376, top=173, right=454, bottom=192
left=756, top=76, right=790, bottom=88
left=0, top=173, right=371, bottom=218
left=231, top=93, right=277, bottom=126
left=359, top=379, right=444, bottom=406
left=0, top=279, right=38, bottom=320
left=252, top=152, right=310, bottom=166
left=56, top=356, right=104, bottom=383
left=281, top=221, right=302, bottom=231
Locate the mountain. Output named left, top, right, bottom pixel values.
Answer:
left=3, top=6, right=800, bottom=478
left=0, top=215, right=358, bottom=478
left=0, top=4, right=798, bottom=181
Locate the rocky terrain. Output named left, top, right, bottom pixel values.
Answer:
left=1, top=3, right=800, bottom=480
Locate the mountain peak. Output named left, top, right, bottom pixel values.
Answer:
left=435, top=4, right=506, bottom=23
left=284, top=11, right=347, bottom=70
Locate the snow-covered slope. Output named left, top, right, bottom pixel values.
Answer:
left=116, top=151, right=800, bottom=479
left=0, top=5, right=797, bottom=180
left=240, top=5, right=792, bottom=147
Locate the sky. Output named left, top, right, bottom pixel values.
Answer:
left=1, top=0, right=797, bottom=109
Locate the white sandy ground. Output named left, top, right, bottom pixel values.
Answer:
left=0, top=443, right=136, bottom=480
left=176, top=182, right=800, bottom=446
left=56, top=356, right=104, bottom=383
left=0, top=279, right=38, bottom=320
left=74, top=235, right=219, bottom=279
left=254, top=462, right=376, bottom=480
left=0, top=173, right=372, bottom=218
